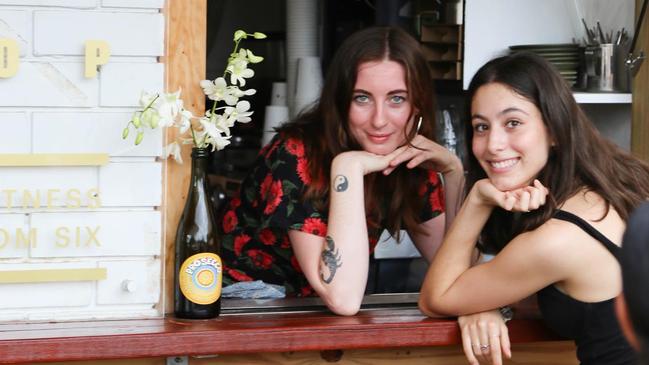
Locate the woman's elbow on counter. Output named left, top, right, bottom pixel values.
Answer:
left=324, top=295, right=362, bottom=316
left=418, top=294, right=453, bottom=318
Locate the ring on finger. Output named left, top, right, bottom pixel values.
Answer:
left=480, top=344, right=490, bottom=351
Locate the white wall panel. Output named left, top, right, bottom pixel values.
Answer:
left=30, top=210, right=161, bottom=257
left=99, top=62, right=164, bottom=107
left=0, top=214, right=29, bottom=259
left=99, top=162, right=162, bottom=206
left=34, top=11, right=164, bottom=56
left=0, top=10, right=30, bottom=57
left=0, top=112, right=30, bottom=153
left=0, top=262, right=94, bottom=309
left=32, top=112, right=162, bottom=157
left=97, top=259, right=161, bottom=304
left=0, top=166, right=96, bottom=209
left=0, top=62, right=97, bottom=107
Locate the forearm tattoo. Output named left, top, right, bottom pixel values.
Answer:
left=320, top=235, right=342, bottom=284
left=333, top=175, right=348, bottom=192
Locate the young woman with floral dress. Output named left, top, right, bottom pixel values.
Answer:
left=220, top=26, right=464, bottom=315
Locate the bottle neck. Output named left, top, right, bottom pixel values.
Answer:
left=190, top=148, right=210, bottom=181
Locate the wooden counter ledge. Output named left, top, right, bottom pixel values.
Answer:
left=0, top=309, right=561, bottom=364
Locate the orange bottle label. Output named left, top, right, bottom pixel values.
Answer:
left=179, top=253, right=222, bottom=305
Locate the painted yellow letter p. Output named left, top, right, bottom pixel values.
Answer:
left=85, top=40, right=110, bottom=78
left=0, top=38, right=19, bottom=78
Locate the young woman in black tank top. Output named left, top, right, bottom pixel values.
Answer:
left=417, top=53, right=649, bottom=365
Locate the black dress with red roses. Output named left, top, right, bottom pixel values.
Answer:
left=220, top=134, right=445, bottom=297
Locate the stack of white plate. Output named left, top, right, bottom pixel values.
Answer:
left=509, top=44, right=580, bottom=87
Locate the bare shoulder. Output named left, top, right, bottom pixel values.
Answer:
left=501, top=214, right=593, bottom=274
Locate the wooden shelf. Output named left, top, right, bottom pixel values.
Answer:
left=0, top=309, right=562, bottom=364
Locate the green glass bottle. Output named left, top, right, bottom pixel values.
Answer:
left=174, top=147, right=222, bottom=319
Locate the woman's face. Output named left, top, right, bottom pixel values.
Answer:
left=471, top=82, right=552, bottom=191
left=348, top=60, right=414, bottom=155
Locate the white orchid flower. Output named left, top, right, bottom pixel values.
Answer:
left=224, top=100, right=253, bottom=124
left=200, top=77, right=239, bottom=105
left=200, top=118, right=231, bottom=151
left=177, top=109, right=193, bottom=134
left=164, top=142, right=183, bottom=163
left=157, top=90, right=183, bottom=127
left=139, top=91, right=158, bottom=108
left=214, top=113, right=235, bottom=136
left=226, top=49, right=254, bottom=86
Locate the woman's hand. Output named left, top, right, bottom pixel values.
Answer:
left=458, top=310, right=511, bottom=365
left=383, top=135, right=462, bottom=175
left=333, top=149, right=403, bottom=176
left=471, top=179, right=549, bottom=212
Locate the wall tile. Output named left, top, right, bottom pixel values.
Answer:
left=0, top=10, right=30, bottom=57
left=33, top=112, right=162, bottom=156
left=99, top=162, right=162, bottom=206
left=101, top=0, right=164, bottom=9
left=0, top=112, right=30, bottom=153
left=0, top=62, right=98, bottom=107
left=30, top=210, right=161, bottom=257
left=99, top=62, right=164, bottom=106
left=34, top=11, right=163, bottom=56
left=0, top=0, right=95, bottom=7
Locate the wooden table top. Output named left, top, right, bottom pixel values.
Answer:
left=0, top=308, right=560, bottom=364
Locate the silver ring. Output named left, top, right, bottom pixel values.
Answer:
left=480, top=344, right=490, bottom=351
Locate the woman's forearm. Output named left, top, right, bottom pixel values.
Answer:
left=317, top=155, right=370, bottom=315
left=419, top=191, right=492, bottom=315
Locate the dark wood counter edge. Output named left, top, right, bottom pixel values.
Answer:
left=0, top=309, right=562, bottom=364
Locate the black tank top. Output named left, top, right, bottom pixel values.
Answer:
left=537, top=210, right=636, bottom=365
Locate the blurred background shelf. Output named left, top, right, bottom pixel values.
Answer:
left=572, top=92, right=632, bottom=104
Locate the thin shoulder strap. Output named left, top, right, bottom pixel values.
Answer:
left=553, top=210, right=620, bottom=261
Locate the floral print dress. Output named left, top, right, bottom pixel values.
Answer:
left=220, top=134, right=445, bottom=296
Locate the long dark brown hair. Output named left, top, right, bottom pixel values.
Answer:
left=277, top=26, right=438, bottom=236
left=465, top=52, right=649, bottom=253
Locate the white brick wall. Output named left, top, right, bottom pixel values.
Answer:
left=0, top=1, right=165, bottom=322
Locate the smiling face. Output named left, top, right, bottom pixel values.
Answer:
left=348, top=60, right=414, bottom=155
left=470, top=82, right=552, bottom=191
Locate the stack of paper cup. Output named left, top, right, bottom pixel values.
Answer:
left=270, top=82, right=287, bottom=106
left=293, top=56, right=323, bottom=115
left=286, top=0, right=319, bottom=117
left=261, top=105, right=289, bottom=146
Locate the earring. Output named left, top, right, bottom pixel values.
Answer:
left=416, top=116, right=423, bottom=134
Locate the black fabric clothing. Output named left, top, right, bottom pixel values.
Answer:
left=537, top=210, right=636, bottom=365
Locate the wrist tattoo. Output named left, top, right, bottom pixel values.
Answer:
left=320, top=235, right=342, bottom=284
left=333, top=175, right=348, bottom=192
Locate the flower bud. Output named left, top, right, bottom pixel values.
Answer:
left=150, top=113, right=160, bottom=129
left=135, top=131, right=144, bottom=145
left=246, top=49, right=264, bottom=64
left=253, top=32, right=267, bottom=39
left=122, top=127, right=129, bottom=139
left=132, top=114, right=141, bottom=128
left=233, top=30, right=247, bottom=41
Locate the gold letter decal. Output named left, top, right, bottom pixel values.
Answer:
left=0, top=38, right=19, bottom=78
left=84, top=40, right=110, bottom=78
